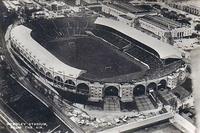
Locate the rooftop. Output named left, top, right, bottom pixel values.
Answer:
left=105, top=3, right=128, bottom=14
left=116, top=3, right=149, bottom=14
left=105, top=3, right=150, bottom=14
left=11, top=25, right=84, bottom=78
left=140, top=15, right=183, bottom=30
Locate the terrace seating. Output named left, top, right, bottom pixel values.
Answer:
left=125, top=46, right=162, bottom=69
left=29, top=17, right=93, bottom=43
left=135, top=96, right=155, bottom=111
left=92, top=27, right=163, bottom=70
left=92, top=29, right=131, bottom=50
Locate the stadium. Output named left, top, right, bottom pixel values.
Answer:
left=9, top=16, right=187, bottom=111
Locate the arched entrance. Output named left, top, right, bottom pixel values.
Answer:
left=46, top=72, right=53, bottom=82
left=146, top=82, right=157, bottom=93
left=158, top=79, right=167, bottom=90
left=77, top=83, right=89, bottom=94
left=133, top=85, right=145, bottom=96
left=64, top=79, right=76, bottom=90
left=104, top=86, right=119, bottom=97
left=104, top=86, right=120, bottom=111
left=54, top=76, right=63, bottom=86
left=39, top=67, right=45, bottom=77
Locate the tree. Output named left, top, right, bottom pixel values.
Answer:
left=195, top=24, right=200, bottom=31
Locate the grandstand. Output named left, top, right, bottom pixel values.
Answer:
left=91, top=26, right=163, bottom=70
left=9, top=16, right=186, bottom=111
left=29, top=17, right=95, bottom=42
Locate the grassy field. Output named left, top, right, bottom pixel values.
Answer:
left=41, top=36, right=146, bottom=79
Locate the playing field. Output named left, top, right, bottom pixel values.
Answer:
left=39, top=35, right=147, bottom=80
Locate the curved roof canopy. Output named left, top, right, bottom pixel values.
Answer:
left=10, top=25, right=84, bottom=78
left=95, top=17, right=183, bottom=59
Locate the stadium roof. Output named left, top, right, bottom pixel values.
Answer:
left=10, top=25, right=84, bottom=78
left=95, top=17, right=183, bottom=59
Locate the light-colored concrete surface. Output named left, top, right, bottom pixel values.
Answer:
left=98, top=112, right=173, bottom=133
left=170, top=113, right=195, bottom=133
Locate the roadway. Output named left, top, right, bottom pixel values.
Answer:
left=0, top=24, right=84, bottom=133
left=98, top=112, right=174, bottom=133
left=169, top=113, right=196, bottom=133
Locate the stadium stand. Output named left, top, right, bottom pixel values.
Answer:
left=28, top=17, right=95, bottom=43
left=25, top=17, right=183, bottom=82
left=92, top=26, right=163, bottom=70
left=91, top=29, right=131, bottom=50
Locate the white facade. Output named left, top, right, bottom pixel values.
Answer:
left=101, top=4, right=156, bottom=23
left=102, top=4, right=126, bottom=17
left=167, top=73, right=179, bottom=89
left=171, top=27, right=193, bottom=38
left=168, top=2, right=200, bottom=16
left=139, top=19, right=166, bottom=37
left=139, top=17, right=193, bottom=39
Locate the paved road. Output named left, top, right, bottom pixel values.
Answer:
left=99, top=112, right=174, bottom=133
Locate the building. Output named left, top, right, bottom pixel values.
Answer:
left=168, top=1, right=200, bottom=16
left=167, top=73, right=179, bottom=89
left=47, top=1, right=68, bottom=12
left=101, top=2, right=157, bottom=24
left=32, top=11, right=50, bottom=19
left=138, top=15, right=193, bottom=41
left=117, top=14, right=134, bottom=26
left=3, top=0, right=21, bottom=12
